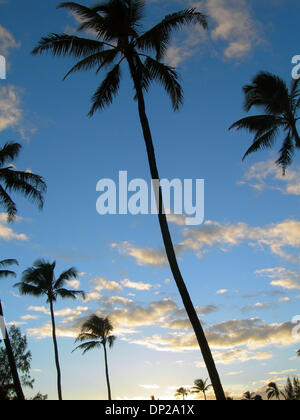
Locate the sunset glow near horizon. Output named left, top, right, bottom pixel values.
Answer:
left=0, top=0, right=299, bottom=400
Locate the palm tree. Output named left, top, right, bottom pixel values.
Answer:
left=191, top=378, right=212, bottom=400
left=230, top=72, right=300, bottom=174
left=0, top=259, right=25, bottom=400
left=73, top=315, right=116, bottom=400
left=175, top=387, right=189, bottom=401
left=0, top=142, right=46, bottom=221
left=32, top=0, right=225, bottom=400
left=267, top=382, right=285, bottom=400
left=242, top=391, right=256, bottom=400
left=297, top=349, right=300, bottom=357
left=14, top=259, right=85, bottom=400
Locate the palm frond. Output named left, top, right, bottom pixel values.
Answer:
left=0, top=143, right=21, bottom=167
left=243, top=71, right=289, bottom=114
left=0, top=169, right=46, bottom=210
left=107, top=334, right=116, bottom=348
left=229, top=115, right=282, bottom=133
left=136, top=9, right=208, bottom=60
left=0, top=185, right=17, bottom=221
left=56, top=288, right=85, bottom=300
left=75, top=331, right=99, bottom=342
left=242, top=127, right=279, bottom=160
left=88, top=64, right=121, bottom=115
left=14, top=282, right=44, bottom=297
left=63, top=48, right=119, bottom=80
left=72, top=340, right=101, bottom=354
left=276, top=133, right=294, bottom=174
left=54, top=267, right=78, bottom=289
left=0, top=270, right=16, bottom=279
left=144, top=57, right=183, bottom=111
left=32, top=33, right=105, bottom=57
left=0, top=259, right=18, bottom=267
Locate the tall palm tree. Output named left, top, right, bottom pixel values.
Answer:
left=0, top=259, right=25, bottom=400
left=14, top=259, right=85, bottom=400
left=267, top=382, right=284, bottom=400
left=73, top=315, right=116, bottom=400
left=191, top=378, right=212, bottom=400
left=0, top=142, right=46, bottom=221
left=32, top=0, right=226, bottom=400
left=175, top=387, right=189, bottom=401
left=230, top=72, right=300, bottom=175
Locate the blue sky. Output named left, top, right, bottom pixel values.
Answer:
left=0, top=0, right=299, bottom=400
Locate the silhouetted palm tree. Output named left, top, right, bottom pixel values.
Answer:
left=73, top=315, right=116, bottom=400
left=267, top=382, right=284, bottom=400
left=230, top=72, right=300, bottom=174
left=0, top=142, right=46, bottom=221
left=0, top=259, right=24, bottom=400
left=242, top=391, right=256, bottom=400
left=175, top=387, right=189, bottom=400
left=14, top=259, right=85, bottom=400
left=191, top=378, right=212, bottom=400
left=32, top=0, right=225, bottom=400
left=297, top=349, right=300, bottom=357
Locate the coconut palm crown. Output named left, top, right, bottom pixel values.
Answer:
left=0, top=142, right=46, bottom=221
left=230, top=72, right=300, bottom=174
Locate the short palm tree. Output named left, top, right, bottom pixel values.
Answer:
left=191, top=378, right=212, bottom=400
left=267, top=382, right=285, bottom=400
left=175, top=387, right=189, bottom=400
left=73, top=315, right=116, bottom=400
left=297, top=349, right=300, bottom=357
left=230, top=72, right=300, bottom=174
left=0, top=259, right=25, bottom=400
left=14, top=259, right=85, bottom=400
left=242, top=391, right=256, bottom=400
left=32, top=0, right=225, bottom=400
left=0, top=142, right=46, bottom=221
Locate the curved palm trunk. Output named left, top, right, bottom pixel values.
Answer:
left=203, top=390, right=207, bottom=401
left=0, top=299, right=25, bottom=400
left=103, top=344, right=112, bottom=400
left=49, top=300, right=63, bottom=401
left=127, top=57, right=226, bottom=401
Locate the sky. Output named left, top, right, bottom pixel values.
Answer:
left=0, top=0, right=300, bottom=400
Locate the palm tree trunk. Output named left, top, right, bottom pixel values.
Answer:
left=49, top=300, right=63, bottom=401
left=0, top=299, right=25, bottom=400
left=203, top=390, right=207, bottom=400
left=103, top=344, right=112, bottom=400
left=127, top=56, right=226, bottom=401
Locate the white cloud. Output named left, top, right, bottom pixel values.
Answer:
left=139, top=384, right=160, bottom=390
left=0, top=85, right=22, bottom=132
left=121, top=278, right=152, bottom=291
left=202, top=0, right=263, bottom=59
left=116, top=218, right=300, bottom=267
left=92, top=276, right=122, bottom=291
left=112, top=241, right=169, bottom=267
left=240, top=160, right=300, bottom=196
left=66, top=279, right=81, bottom=290
left=133, top=318, right=300, bottom=353
left=0, top=25, right=20, bottom=55
left=0, top=213, right=28, bottom=241
left=216, top=289, right=228, bottom=295
left=256, top=267, right=300, bottom=291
